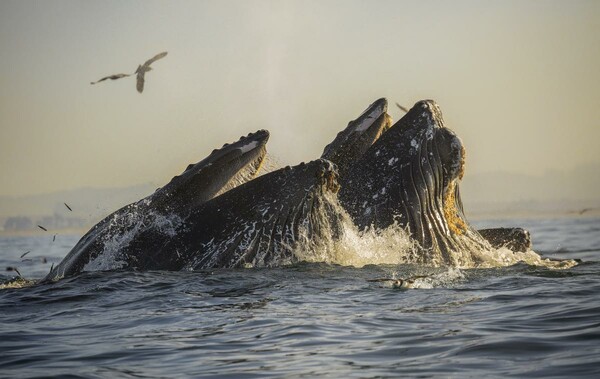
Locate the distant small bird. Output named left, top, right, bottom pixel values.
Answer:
left=20, top=251, right=31, bottom=259
left=64, top=202, right=73, bottom=211
left=6, top=266, right=21, bottom=277
left=37, top=225, right=48, bottom=231
left=396, top=102, right=409, bottom=113
left=53, top=234, right=56, bottom=242
left=579, top=208, right=593, bottom=215
left=90, top=51, right=168, bottom=93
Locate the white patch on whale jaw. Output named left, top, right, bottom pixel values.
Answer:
left=237, top=140, right=259, bottom=154
left=356, top=99, right=386, bottom=121
left=354, top=108, right=385, bottom=132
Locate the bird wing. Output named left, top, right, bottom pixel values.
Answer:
left=136, top=71, right=145, bottom=93
left=395, top=102, right=409, bottom=113
left=90, top=73, right=131, bottom=85
left=143, top=51, right=168, bottom=67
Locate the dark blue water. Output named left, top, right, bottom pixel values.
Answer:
left=1, top=217, right=599, bottom=378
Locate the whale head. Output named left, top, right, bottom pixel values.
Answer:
left=155, top=129, right=270, bottom=212
left=340, top=100, right=488, bottom=266
left=321, top=98, right=391, bottom=177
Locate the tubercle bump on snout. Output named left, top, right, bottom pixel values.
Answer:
left=411, top=100, right=445, bottom=129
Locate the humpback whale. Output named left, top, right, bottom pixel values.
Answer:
left=115, top=159, right=342, bottom=271
left=44, top=158, right=341, bottom=279
left=43, top=98, right=540, bottom=282
left=44, top=130, right=270, bottom=281
left=322, top=99, right=531, bottom=256
left=478, top=228, right=531, bottom=252
left=338, top=100, right=492, bottom=266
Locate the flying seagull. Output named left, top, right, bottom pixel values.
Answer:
left=135, top=51, right=168, bottom=93
left=90, top=51, right=168, bottom=93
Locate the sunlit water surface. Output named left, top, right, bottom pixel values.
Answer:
left=1, top=217, right=599, bottom=378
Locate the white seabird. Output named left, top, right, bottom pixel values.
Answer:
left=90, top=51, right=168, bottom=93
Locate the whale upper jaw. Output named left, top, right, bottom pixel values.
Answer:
left=156, top=130, right=270, bottom=211
left=322, top=97, right=388, bottom=157
left=321, top=98, right=391, bottom=176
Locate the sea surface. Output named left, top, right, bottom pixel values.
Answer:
left=1, top=217, right=599, bottom=378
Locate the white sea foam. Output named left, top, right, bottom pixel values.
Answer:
left=83, top=207, right=184, bottom=272
left=291, top=192, right=577, bottom=270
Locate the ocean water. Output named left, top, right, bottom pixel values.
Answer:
left=1, top=217, right=599, bottom=378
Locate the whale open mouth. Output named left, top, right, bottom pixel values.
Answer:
left=340, top=100, right=488, bottom=266
left=212, top=130, right=270, bottom=198
left=321, top=98, right=391, bottom=176
left=165, top=158, right=344, bottom=270
left=381, top=100, right=486, bottom=263
left=159, top=130, right=270, bottom=209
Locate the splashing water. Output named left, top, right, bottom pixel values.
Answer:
left=84, top=204, right=184, bottom=272
left=292, top=192, right=578, bottom=270
left=471, top=246, right=577, bottom=269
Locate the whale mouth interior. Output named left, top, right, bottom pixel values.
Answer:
left=205, top=131, right=270, bottom=199
left=212, top=142, right=268, bottom=198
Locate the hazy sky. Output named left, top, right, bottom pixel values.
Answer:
left=0, top=0, right=598, bottom=197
